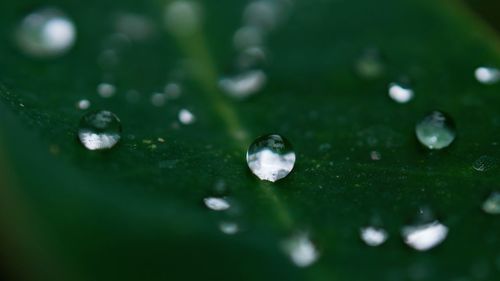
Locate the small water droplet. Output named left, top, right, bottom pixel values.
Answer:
left=178, top=109, right=196, bottom=125
left=219, top=70, right=266, bottom=99
left=282, top=232, right=319, bottom=268
left=243, top=1, right=279, bottom=32
left=114, top=13, right=155, bottom=41
left=370, top=150, right=382, bottom=161
left=219, top=221, right=239, bottom=235
left=78, top=110, right=122, bottom=151
left=151, top=93, right=167, bottom=107
left=415, top=111, right=456, bottom=150
left=402, top=220, right=448, bottom=251
left=247, top=134, right=296, bottom=182
left=76, top=99, right=91, bottom=110
left=203, top=197, right=230, bottom=211
left=475, top=66, right=500, bottom=85
left=16, top=8, right=76, bottom=58
left=233, top=25, right=263, bottom=50
left=360, top=226, right=388, bottom=246
left=472, top=155, right=497, bottom=172
left=164, top=82, right=182, bottom=99
left=97, top=83, right=116, bottom=98
left=164, top=0, right=201, bottom=37
left=355, top=48, right=385, bottom=79
left=388, top=80, right=414, bottom=103
left=482, top=192, right=500, bottom=215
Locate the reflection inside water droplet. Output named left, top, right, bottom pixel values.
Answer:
left=203, top=197, right=230, bottom=211
left=282, top=232, right=319, bottom=268
left=360, top=226, right=388, bottom=246
left=402, top=220, right=448, bottom=251
left=475, top=66, right=500, bottom=85
left=78, top=110, right=122, bottom=151
left=482, top=192, right=500, bottom=215
left=16, top=7, right=76, bottom=58
left=415, top=111, right=456, bottom=150
left=247, top=134, right=296, bottom=182
left=219, top=70, right=266, bottom=99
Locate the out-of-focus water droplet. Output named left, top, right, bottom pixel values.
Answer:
left=388, top=81, right=414, bottom=103
left=97, top=83, right=116, bottom=98
left=360, top=226, right=388, bottom=247
left=475, top=66, right=500, bottom=85
left=114, top=13, right=155, bottom=41
left=282, top=232, right=319, bottom=268
left=219, top=221, right=239, bottom=235
left=247, top=134, right=296, bottom=182
left=151, top=93, right=167, bottom=107
left=243, top=1, right=279, bottom=32
left=16, top=8, right=76, bottom=58
left=164, top=82, right=182, bottom=99
left=472, top=155, right=497, bottom=172
left=203, top=197, right=230, bottom=211
left=164, top=0, right=201, bottom=37
left=219, top=70, right=266, bottom=99
left=178, top=109, right=196, bottom=125
left=370, top=150, right=381, bottom=161
left=236, top=46, right=267, bottom=70
left=233, top=25, right=263, bottom=50
left=76, top=99, right=90, bottom=110
left=78, top=110, right=122, bottom=151
left=415, top=111, right=456, bottom=150
left=402, top=220, right=449, bottom=251
left=482, top=192, right=500, bottom=215
left=355, top=48, right=385, bottom=79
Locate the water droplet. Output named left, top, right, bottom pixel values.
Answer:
left=164, top=1, right=201, bottom=37
left=236, top=46, right=267, bottom=70
left=97, top=83, right=116, bottom=98
left=203, top=197, right=230, bottom=211
left=482, top=192, right=500, bottom=215
left=475, top=66, right=500, bottom=85
left=76, top=99, right=90, bottom=110
left=247, top=134, right=296, bottom=182
left=164, top=82, right=182, bottom=99
left=151, top=93, right=167, bottom=107
left=219, top=70, right=266, bottom=99
left=360, top=226, right=388, bottom=246
left=415, top=111, right=456, bottom=150
left=282, top=232, right=319, bottom=268
left=78, top=110, right=122, bottom=151
left=233, top=25, right=263, bottom=50
left=472, top=155, right=497, bottom=172
left=178, top=109, right=196, bottom=125
left=219, top=221, right=239, bottom=235
left=355, top=48, right=385, bottom=79
left=243, top=1, right=279, bottom=32
left=402, top=220, right=448, bottom=251
left=370, top=150, right=382, bottom=161
left=388, top=80, right=414, bottom=103
left=16, top=8, right=76, bottom=58
left=114, top=13, right=155, bottom=41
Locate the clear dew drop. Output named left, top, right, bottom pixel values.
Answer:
left=355, top=48, right=385, bottom=79
left=178, top=109, right=196, bottom=125
left=78, top=110, right=122, bottom=151
left=482, top=192, right=500, bottom=215
left=415, top=111, right=456, bottom=150
left=360, top=226, right=388, bottom=247
left=246, top=134, right=296, bottom=182
left=97, top=83, right=116, bottom=98
left=282, top=232, right=319, bottom=268
left=402, top=220, right=449, bottom=251
left=203, top=197, right=230, bottom=211
left=475, top=66, right=500, bottom=85
left=219, top=221, right=239, bottom=235
left=388, top=81, right=414, bottom=103
left=76, top=99, right=90, bottom=110
left=219, top=70, right=266, bottom=99
left=472, top=155, right=497, bottom=172
left=16, top=8, right=76, bottom=58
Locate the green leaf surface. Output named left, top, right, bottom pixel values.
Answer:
left=0, top=0, right=499, bottom=280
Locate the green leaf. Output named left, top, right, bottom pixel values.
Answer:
left=1, top=0, right=499, bottom=280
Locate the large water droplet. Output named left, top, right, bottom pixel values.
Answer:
left=475, top=66, right=500, bottom=85
left=246, top=134, right=296, bottom=182
left=78, top=110, right=122, bottom=151
left=355, top=48, right=385, bottom=79
left=360, top=226, right=388, bottom=247
left=402, top=220, right=448, bottom=251
left=203, top=197, right=230, bottom=211
left=282, top=232, right=319, bottom=268
left=16, top=8, right=76, bottom=58
left=472, top=155, right=497, bottom=172
left=219, top=70, right=266, bottom=99
left=415, top=111, right=456, bottom=150
left=482, top=192, right=500, bottom=215
left=388, top=80, right=414, bottom=103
